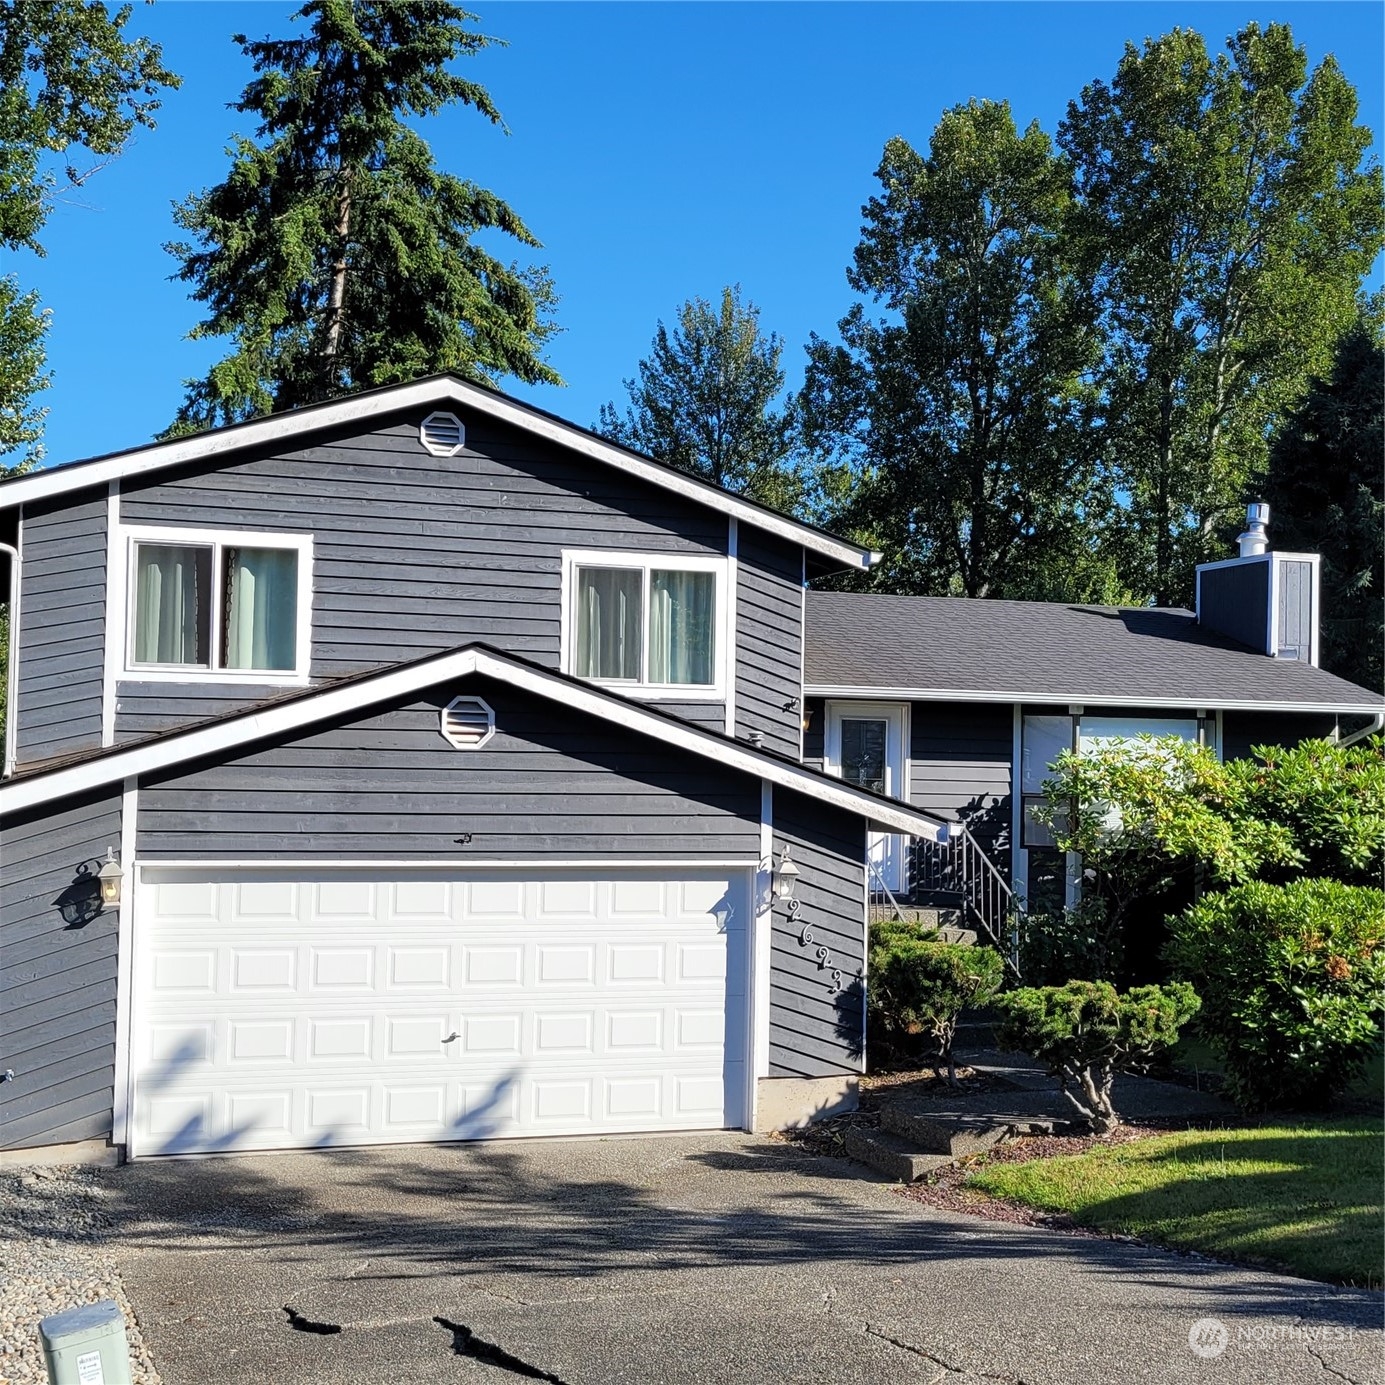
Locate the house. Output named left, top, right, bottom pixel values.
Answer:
left=1, top=379, right=1378, bottom=1160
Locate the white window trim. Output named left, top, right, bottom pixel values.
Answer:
left=120, top=523, right=313, bottom=685
left=559, top=548, right=729, bottom=701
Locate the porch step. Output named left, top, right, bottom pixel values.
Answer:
left=867, top=905, right=973, bottom=946
left=880, top=1102, right=1015, bottom=1157
left=842, top=1126, right=958, bottom=1183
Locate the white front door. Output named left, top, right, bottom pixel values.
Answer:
left=826, top=703, right=907, bottom=893
left=129, top=866, right=748, bottom=1156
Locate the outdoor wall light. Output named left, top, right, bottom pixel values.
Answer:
left=97, top=848, right=124, bottom=908
left=774, top=847, right=801, bottom=903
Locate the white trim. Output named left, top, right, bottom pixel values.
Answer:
left=803, top=684, right=1383, bottom=715
left=118, top=523, right=314, bottom=685
left=823, top=700, right=909, bottom=892
left=1267, top=549, right=1279, bottom=657
left=0, top=645, right=950, bottom=839
left=0, top=376, right=874, bottom=570
left=1009, top=703, right=1025, bottom=908
left=798, top=549, right=807, bottom=763
left=0, top=529, right=19, bottom=779
left=725, top=518, right=738, bottom=737
left=558, top=548, right=729, bottom=701
left=101, top=484, right=122, bottom=745
left=751, top=782, right=773, bottom=1122
left=1309, top=555, right=1321, bottom=668
left=111, top=776, right=137, bottom=1149
left=1195, top=552, right=1278, bottom=574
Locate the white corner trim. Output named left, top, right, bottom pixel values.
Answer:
left=753, top=782, right=773, bottom=1097
left=0, top=645, right=951, bottom=839
left=111, top=775, right=137, bottom=1148
left=0, top=376, right=874, bottom=570
left=802, top=685, right=1384, bottom=715
left=726, top=518, right=738, bottom=738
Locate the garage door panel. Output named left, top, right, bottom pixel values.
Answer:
left=132, top=868, right=749, bottom=1155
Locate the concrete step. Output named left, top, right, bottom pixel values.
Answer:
left=842, top=1126, right=958, bottom=1183
left=880, top=1103, right=1013, bottom=1157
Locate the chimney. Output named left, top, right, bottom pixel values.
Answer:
left=1195, top=503, right=1320, bottom=664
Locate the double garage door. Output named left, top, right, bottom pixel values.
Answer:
left=130, top=866, right=749, bottom=1157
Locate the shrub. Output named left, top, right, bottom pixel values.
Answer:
left=992, top=980, right=1200, bottom=1133
left=1166, top=879, right=1385, bottom=1111
left=868, top=920, right=1004, bottom=1080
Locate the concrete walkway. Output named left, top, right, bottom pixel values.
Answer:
left=83, top=1132, right=1380, bottom=1385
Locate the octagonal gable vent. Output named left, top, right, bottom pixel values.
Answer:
left=420, top=411, right=465, bottom=457
left=440, top=695, right=494, bottom=749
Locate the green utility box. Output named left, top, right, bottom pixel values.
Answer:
left=38, top=1299, right=132, bottom=1385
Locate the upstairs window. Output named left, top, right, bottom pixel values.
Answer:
left=564, top=551, right=726, bottom=697
left=126, top=528, right=311, bottom=681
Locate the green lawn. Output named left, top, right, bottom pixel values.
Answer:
left=967, top=1119, right=1384, bottom=1287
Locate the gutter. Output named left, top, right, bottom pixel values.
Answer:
left=0, top=541, right=17, bottom=779
left=1336, top=713, right=1384, bottom=748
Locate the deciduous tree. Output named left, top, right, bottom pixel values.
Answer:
left=801, top=101, right=1111, bottom=599
left=1060, top=23, right=1384, bottom=605
left=166, top=0, right=560, bottom=434
left=597, top=286, right=803, bottom=512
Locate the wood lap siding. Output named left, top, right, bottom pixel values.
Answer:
left=769, top=790, right=866, bottom=1078
left=735, top=530, right=802, bottom=756
left=0, top=789, right=121, bottom=1149
left=1221, top=710, right=1337, bottom=762
left=16, top=488, right=107, bottom=767
left=909, top=702, right=1012, bottom=863
left=137, top=678, right=759, bottom=860
left=115, top=684, right=290, bottom=743
left=117, top=415, right=729, bottom=731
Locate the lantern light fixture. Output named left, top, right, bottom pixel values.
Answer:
left=774, top=846, right=801, bottom=903
left=97, top=848, right=124, bottom=908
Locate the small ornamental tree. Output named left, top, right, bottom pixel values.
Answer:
left=867, top=920, right=1004, bottom=1082
left=993, top=980, right=1200, bottom=1134
left=1166, top=880, right=1385, bottom=1110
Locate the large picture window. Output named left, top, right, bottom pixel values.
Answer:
left=565, top=551, right=726, bottom=696
left=126, top=528, right=311, bottom=681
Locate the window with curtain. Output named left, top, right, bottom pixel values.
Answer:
left=570, top=558, right=721, bottom=689
left=130, top=536, right=302, bottom=674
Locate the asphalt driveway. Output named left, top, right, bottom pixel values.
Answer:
left=97, top=1132, right=1380, bottom=1385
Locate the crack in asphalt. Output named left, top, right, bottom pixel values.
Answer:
left=434, top=1316, right=569, bottom=1382
left=864, top=1323, right=1031, bottom=1384
left=1307, top=1346, right=1362, bottom=1385
left=282, top=1306, right=343, bottom=1335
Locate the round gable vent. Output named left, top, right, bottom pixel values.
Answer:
left=420, top=411, right=465, bottom=457
left=440, top=695, right=495, bottom=749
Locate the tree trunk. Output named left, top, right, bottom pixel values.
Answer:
left=320, top=169, right=353, bottom=398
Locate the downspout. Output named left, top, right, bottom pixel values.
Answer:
left=0, top=540, right=18, bottom=779
left=1336, top=713, right=1384, bottom=748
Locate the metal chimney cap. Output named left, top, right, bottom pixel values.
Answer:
left=1237, top=501, right=1270, bottom=558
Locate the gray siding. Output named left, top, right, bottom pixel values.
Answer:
left=1276, top=558, right=1315, bottom=662
left=15, top=488, right=107, bottom=768
left=909, top=702, right=1012, bottom=861
left=117, top=413, right=731, bottom=738
left=735, top=530, right=803, bottom=756
left=769, top=790, right=866, bottom=1078
left=1, top=789, right=121, bottom=1150
left=137, top=676, right=759, bottom=860
left=1198, top=559, right=1270, bottom=653
left=1222, top=711, right=1337, bottom=762
left=114, top=684, right=288, bottom=743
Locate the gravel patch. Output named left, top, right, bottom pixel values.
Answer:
left=0, top=1165, right=161, bottom=1385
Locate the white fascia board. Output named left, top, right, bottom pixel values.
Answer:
left=0, top=646, right=948, bottom=839
left=0, top=377, right=874, bottom=571
left=803, top=684, right=1385, bottom=715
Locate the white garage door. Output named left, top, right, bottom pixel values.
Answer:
left=130, top=867, right=749, bottom=1156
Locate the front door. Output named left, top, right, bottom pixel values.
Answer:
left=826, top=703, right=907, bottom=893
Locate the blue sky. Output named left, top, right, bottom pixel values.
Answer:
left=15, top=1, right=1384, bottom=467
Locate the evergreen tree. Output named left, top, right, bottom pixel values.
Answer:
left=801, top=101, right=1113, bottom=600
left=0, top=0, right=177, bottom=468
left=1261, top=320, right=1384, bottom=692
left=1061, top=23, right=1384, bottom=606
left=167, top=0, right=560, bottom=434
left=597, top=286, right=803, bottom=512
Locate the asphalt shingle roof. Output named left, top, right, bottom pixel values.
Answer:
left=804, top=592, right=1384, bottom=711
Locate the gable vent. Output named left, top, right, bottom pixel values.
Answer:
left=440, top=695, right=495, bottom=749
left=420, top=411, right=465, bottom=457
